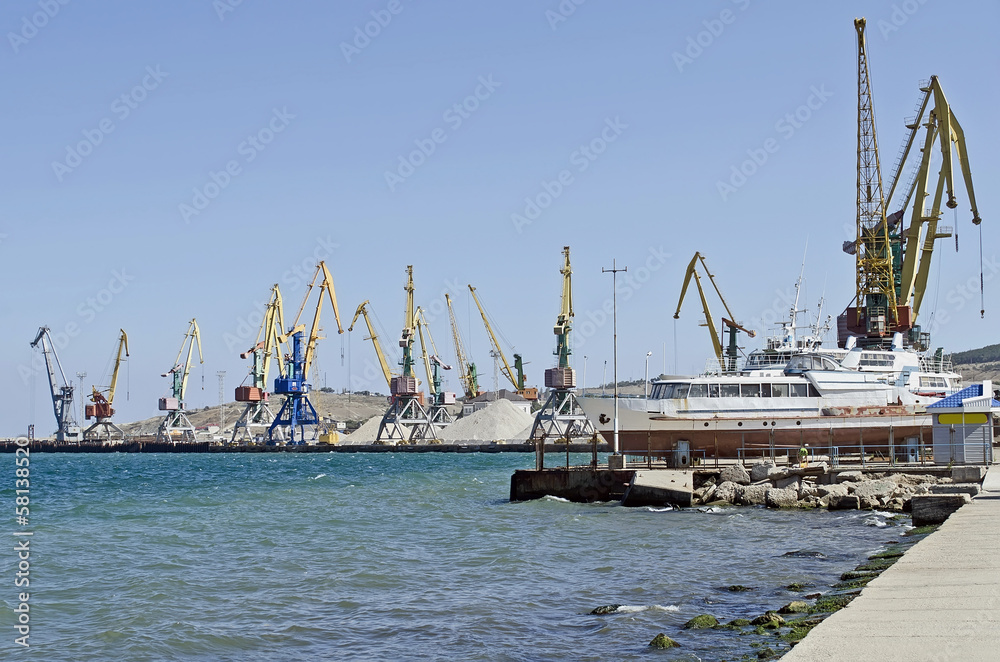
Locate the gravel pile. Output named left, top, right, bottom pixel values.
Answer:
left=440, top=399, right=535, bottom=442
left=342, top=415, right=383, bottom=444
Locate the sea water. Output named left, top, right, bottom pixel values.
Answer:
left=2, top=453, right=907, bottom=660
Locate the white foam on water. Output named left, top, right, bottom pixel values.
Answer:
left=863, top=516, right=888, bottom=528
left=541, top=495, right=571, bottom=503
left=310, top=473, right=327, bottom=480
left=644, top=506, right=673, bottom=513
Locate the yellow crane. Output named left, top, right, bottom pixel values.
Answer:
left=674, top=252, right=755, bottom=373
left=415, top=306, right=454, bottom=426
left=157, top=318, right=204, bottom=443
left=270, top=261, right=343, bottom=444
left=232, top=284, right=289, bottom=444
left=886, top=75, right=983, bottom=328
left=83, top=329, right=129, bottom=442
left=376, top=266, right=437, bottom=442
left=445, top=293, right=479, bottom=400
left=348, top=300, right=395, bottom=390
left=529, top=246, right=595, bottom=442
left=468, top=284, right=537, bottom=400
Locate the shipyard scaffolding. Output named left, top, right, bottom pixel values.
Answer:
left=376, top=266, right=439, bottom=443
left=530, top=246, right=596, bottom=442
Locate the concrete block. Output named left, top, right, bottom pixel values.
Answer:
left=622, top=470, right=692, bottom=508
left=911, top=494, right=971, bottom=526
left=608, top=454, right=625, bottom=470
left=929, top=483, right=981, bottom=497
left=836, top=470, right=863, bottom=483
left=951, top=466, right=986, bottom=483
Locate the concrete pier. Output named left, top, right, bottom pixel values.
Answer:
left=783, top=463, right=1000, bottom=661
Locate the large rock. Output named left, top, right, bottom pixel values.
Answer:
left=854, top=480, right=896, bottom=501
left=720, top=464, right=751, bottom=486
left=828, top=494, right=861, bottom=510
left=930, top=483, right=981, bottom=497
left=911, top=494, right=971, bottom=526
left=836, top=471, right=863, bottom=484
left=765, top=487, right=799, bottom=508
left=798, top=483, right=818, bottom=499
left=683, top=614, right=719, bottom=629
left=750, top=462, right=776, bottom=482
left=775, top=475, right=801, bottom=491
left=887, top=473, right=937, bottom=487
left=767, top=467, right=792, bottom=481
left=649, top=633, right=679, bottom=649
left=713, top=481, right=741, bottom=504
left=738, top=483, right=769, bottom=506
left=816, top=484, right=849, bottom=498
left=699, top=483, right=718, bottom=504
left=778, top=601, right=810, bottom=614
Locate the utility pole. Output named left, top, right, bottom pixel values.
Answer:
left=582, top=355, right=587, bottom=397
left=602, top=259, right=627, bottom=457
left=217, top=371, right=226, bottom=433
left=76, top=371, right=87, bottom=426
left=644, top=351, right=652, bottom=398
left=602, top=361, right=607, bottom=396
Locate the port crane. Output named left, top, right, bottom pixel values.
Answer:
left=415, top=306, right=455, bottom=426
left=376, top=266, right=438, bottom=442
left=348, top=300, right=396, bottom=390
left=839, top=19, right=984, bottom=349
left=468, top=284, right=538, bottom=400
left=445, top=293, right=480, bottom=401
left=674, top=252, right=755, bottom=373
left=157, top=318, right=203, bottom=443
left=232, top=285, right=288, bottom=444
left=83, top=329, right=129, bottom=442
left=268, top=262, right=342, bottom=445
left=530, top=246, right=596, bottom=442
left=885, top=76, right=982, bottom=335
left=30, top=326, right=82, bottom=442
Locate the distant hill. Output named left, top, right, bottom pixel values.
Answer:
left=951, top=344, right=1000, bottom=365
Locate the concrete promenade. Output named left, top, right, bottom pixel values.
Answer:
left=783, top=463, right=1000, bottom=661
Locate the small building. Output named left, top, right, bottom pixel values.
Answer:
left=462, top=390, right=531, bottom=417
left=927, top=380, right=999, bottom=465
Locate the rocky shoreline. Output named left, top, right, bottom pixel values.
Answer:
left=592, top=520, right=941, bottom=660
left=691, top=462, right=984, bottom=514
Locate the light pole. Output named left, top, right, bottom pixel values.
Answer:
left=602, top=360, right=607, bottom=396
left=644, top=351, right=652, bottom=398
left=582, top=355, right=588, bottom=397
left=603, top=259, right=627, bottom=456
left=76, top=371, right=87, bottom=425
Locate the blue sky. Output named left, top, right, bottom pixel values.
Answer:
left=2, top=0, right=997, bottom=435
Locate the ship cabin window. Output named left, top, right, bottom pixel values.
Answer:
left=860, top=352, right=895, bottom=367
left=651, top=383, right=692, bottom=399
left=790, top=383, right=809, bottom=397
left=785, top=355, right=839, bottom=373
left=919, top=376, right=948, bottom=388
left=720, top=383, right=740, bottom=397
left=708, top=384, right=720, bottom=398
left=688, top=383, right=709, bottom=397
left=740, top=383, right=761, bottom=397
left=771, top=383, right=790, bottom=398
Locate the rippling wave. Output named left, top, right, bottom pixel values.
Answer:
left=9, top=453, right=903, bottom=660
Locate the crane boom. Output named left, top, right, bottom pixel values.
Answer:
left=106, top=329, right=129, bottom=406
left=165, top=319, right=203, bottom=402
left=348, top=300, right=395, bottom=389
left=446, top=293, right=478, bottom=399
left=30, top=326, right=80, bottom=441
left=674, top=252, right=755, bottom=372
left=468, top=285, right=521, bottom=391
left=889, top=76, right=982, bottom=324
left=553, top=246, right=573, bottom=369
left=290, top=262, right=343, bottom=381
left=415, top=307, right=435, bottom=397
